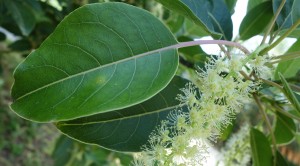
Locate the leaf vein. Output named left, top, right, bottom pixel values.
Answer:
left=52, top=74, right=85, bottom=108
left=78, top=64, right=117, bottom=108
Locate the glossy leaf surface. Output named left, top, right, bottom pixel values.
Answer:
left=239, top=1, right=273, bottom=40
left=250, top=128, right=273, bottom=166
left=11, top=3, right=178, bottom=122
left=156, top=0, right=233, bottom=40
left=57, top=76, right=189, bottom=152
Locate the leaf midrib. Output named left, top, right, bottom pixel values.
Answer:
left=57, top=104, right=185, bottom=126
left=14, top=45, right=177, bottom=101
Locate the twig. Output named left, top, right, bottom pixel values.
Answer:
left=269, top=51, right=300, bottom=64
left=175, top=40, right=250, bottom=55
left=239, top=71, right=252, bottom=80
left=259, top=19, right=300, bottom=56
left=273, top=104, right=300, bottom=121
left=218, top=44, right=231, bottom=58
left=253, top=94, right=277, bottom=166
left=289, top=83, right=300, bottom=93
left=260, top=78, right=283, bottom=89
left=260, top=0, right=286, bottom=45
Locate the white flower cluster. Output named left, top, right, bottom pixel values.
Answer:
left=219, top=124, right=251, bottom=166
left=133, top=54, right=272, bottom=166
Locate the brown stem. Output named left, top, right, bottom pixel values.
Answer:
left=273, top=104, right=300, bottom=122
left=260, top=78, right=283, bottom=89
left=259, top=19, right=300, bottom=56
left=253, top=94, right=277, bottom=165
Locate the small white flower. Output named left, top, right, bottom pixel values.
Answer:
left=249, top=55, right=273, bottom=79
left=229, top=55, right=245, bottom=72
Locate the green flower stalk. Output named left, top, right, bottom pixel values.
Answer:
left=133, top=51, right=272, bottom=166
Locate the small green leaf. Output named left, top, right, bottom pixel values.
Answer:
left=250, top=128, right=273, bottom=166
left=275, top=39, right=300, bottom=79
left=165, top=12, right=185, bottom=34
left=239, top=1, right=273, bottom=40
left=156, top=0, right=233, bottom=40
left=57, top=76, right=189, bottom=152
left=274, top=112, right=296, bottom=145
left=4, top=0, right=36, bottom=36
left=52, top=135, right=74, bottom=166
left=273, top=0, right=300, bottom=30
left=10, top=3, right=178, bottom=122
left=279, top=73, right=300, bottom=112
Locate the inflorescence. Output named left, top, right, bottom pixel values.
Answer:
left=133, top=53, right=272, bottom=166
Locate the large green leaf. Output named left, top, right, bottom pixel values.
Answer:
left=275, top=39, right=300, bottom=79
left=156, top=0, right=233, bottom=40
left=273, top=0, right=300, bottom=30
left=10, top=3, right=178, bottom=122
left=57, top=76, right=189, bottom=152
left=250, top=128, right=273, bottom=166
left=274, top=112, right=296, bottom=145
left=239, top=1, right=273, bottom=40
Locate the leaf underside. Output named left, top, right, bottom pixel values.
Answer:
left=156, top=0, right=233, bottom=40
left=57, top=76, right=189, bottom=152
left=239, top=1, right=273, bottom=40
left=273, top=0, right=300, bottom=30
